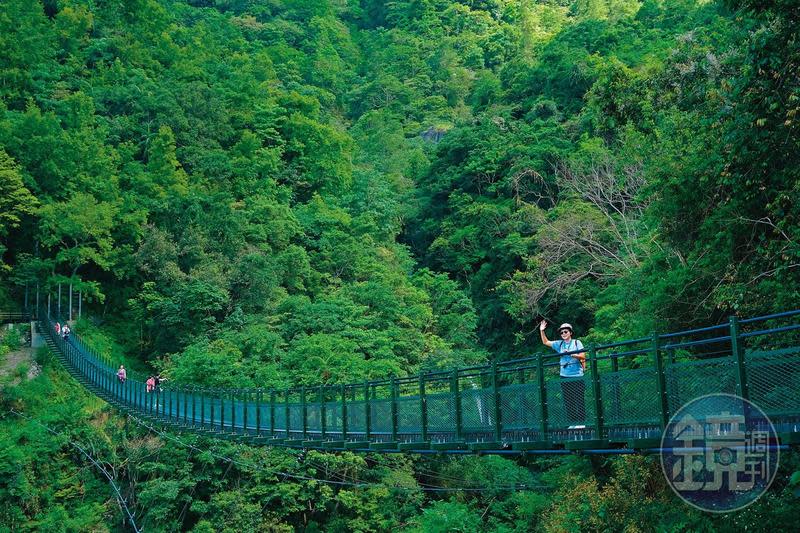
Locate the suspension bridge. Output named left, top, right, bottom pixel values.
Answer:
left=6, top=309, right=800, bottom=454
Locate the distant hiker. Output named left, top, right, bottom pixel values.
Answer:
left=146, top=376, right=155, bottom=393
left=540, top=320, right=586, bottom=428
left=61, top=324, right=71, bottom=341
left=55, top=322, right=61, bottom=336
left=117, top=365, right=127, bottom=383
left=154, top=375, right=167, bottom=392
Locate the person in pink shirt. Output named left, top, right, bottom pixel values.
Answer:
left=146, top=376, right=155, bottom=393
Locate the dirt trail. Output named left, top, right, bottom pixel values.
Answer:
left=1, top=322, right=40, bottom=383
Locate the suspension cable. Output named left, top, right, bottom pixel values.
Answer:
left=9, top=409, right=142, bottom=533
left=128, top=414, right=549, bottom=493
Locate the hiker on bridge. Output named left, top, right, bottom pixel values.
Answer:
left=540, top=320, right=586, bottom=427
left=61, top=324, right=71, bottom=342
left=117, top=365, right=127, bottom=383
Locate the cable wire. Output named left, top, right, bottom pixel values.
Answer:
left=9, top=409, right=142, bottom=533
left=128, top=415, right=549, bottom=493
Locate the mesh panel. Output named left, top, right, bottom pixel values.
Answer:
left=178, top=392, right=190, bottom=421
left=192, top=395, right=201, bottom=424
left=747, top=349, right=800, bottom=415
left=666, top=357, right=737, bottom=413
left=133, top=382, right=145, bottom=409
left=426, top=391, right=456, bottom=433
left=258, top=404, right=272, bottom=432
left=274, top=405, right=287, bottom=433
left=234, top=402, right=245, bottom=430
left=222, top=400, right=233, bottom=429
left=325, top=402, right=342, bottom=432
left=307, top=403, right=321, bottom=432
left=546, top=376, right=592, bottom=429
left=209, top=398, right=221, bottom=427
left=348, top=400, right=367, bottom=433
left=245, top=401, right=257, bottom=430
left=370, top=400, right=392, bottom=433
left=499, top=383, right=540, bottom=430
left=397, top=395, right=422, bottom=433
left=289, top=404, right=304, bottom=432
left=167, top=392, right=179, bottom=418
left=461, top=387, right=494, bottom=431
left=173, top=391, right=189, bottom=422
left=601, top=368, right=659, bottom=426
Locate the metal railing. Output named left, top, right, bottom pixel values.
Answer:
left=0, top=311, right=32, bottom=323
left=36, top=307, right=800, bottom=452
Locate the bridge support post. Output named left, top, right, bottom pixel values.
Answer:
left=183, top=387, right=188, bottom=425
left=233, top=392, right=238, bottom=431
left=210, top=392, right=217, bottom=429
left=589, top=344, right=603, bottom=439
left=611, top=354, right=621, bottom=423
left=269, top=390, right=276, bottom=437
left=256, top=389, right=262, bottom=436
left=491, top=361, right=502, bottom=443
left=730, top=316, right=749, bottom=401
left=419, top=374, right=428, bottom=443
left=537, top=354, right=548, bottom=440
left=301, top=387, right=308, bottom=440
left=242, top=390, right=248, bottom=434
left=451, top=369, right=462, bottom=442
left=220, top=394, right=225, bottom=431
left=200, top=389, right=206, bottom=427
left=364, top=381, right=371, bottom=441
left=320, top=386, right=326, bottom=440
left=285, top=390, right=291, bottom=439
left=652, top=332, right=669, bottom=429
left=341, top=384, right=348, bottom=441
left=390, top=377, right=399, bottom=443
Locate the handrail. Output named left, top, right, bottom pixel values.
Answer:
left=28, top=305, right=800, bottom=388
left=27, top=305, right=800, bottom=452
left=0, top=311, right=32, bottom=323
left=659, top=322, right=729, bottom=339
left=740, top=323, right=800, bottom=338
left=740, top=308, right=800, bottom=324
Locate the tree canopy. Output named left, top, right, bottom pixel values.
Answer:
left=1, top=0, right=798, bottom=530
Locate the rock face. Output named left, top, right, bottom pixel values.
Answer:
left=420, top=126, right=448, bottom=143
left=27, top=361, right=41, bottom=380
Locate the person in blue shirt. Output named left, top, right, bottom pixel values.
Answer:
left=540, top=320, right=586, bottom=427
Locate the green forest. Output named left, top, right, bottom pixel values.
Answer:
left=1, top=0, right=799, bottom=530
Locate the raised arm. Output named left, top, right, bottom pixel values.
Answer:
left=539, top=320, right=553, bottom=347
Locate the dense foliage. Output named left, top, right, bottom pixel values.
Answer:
left=1, top=0, right=798, bottom=530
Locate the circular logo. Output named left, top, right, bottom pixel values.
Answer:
left=660, top=393, right=780, bottom=513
